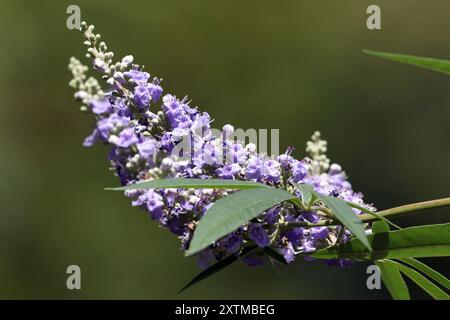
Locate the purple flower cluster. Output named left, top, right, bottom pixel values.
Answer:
left=69, top=22, right=375, bottom=269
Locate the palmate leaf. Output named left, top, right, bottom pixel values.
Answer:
left=106, top=178, right=268, bottom=191
left=377, top=259, right=450, bottom=300
left=395, top=262, right=450, bottom=300
left=315, top=194, right=372, bottom=251
left=399, top=258, right=450, bottom=290
left=178, top=246, right=256, bottom=293
left=363, top=49, right=450, bottom=75
left=376, top=259, right=410, bottom=300
left=186, top=188, right=297, bottom=256
left=311, top=223, right=450, bottom=260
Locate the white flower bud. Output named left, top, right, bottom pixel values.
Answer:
left=245, top=143, right=257, bottom=153
left=74, top=90, right=88, bottom=100
left=108, top=135, right=119, bottom=145
left=222, top=124, right=234, bottom=139
left=114, top=72, right=124, bottom=82
left=161, top=157, right=174, bottom=170
left=151, top=117, right=160, bottom=124
left=189, top=195, right=201, bottom=204
left=329, top=163, right=342, bottom=174
left=121, top=55, right=134, bottom=66
left=93, top=58, right=106, bottom=71
left=201, top=189, right=214, bottom=196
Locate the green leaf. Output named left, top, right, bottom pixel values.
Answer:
left=292, top=183, right=315, bottom=208
left=263, top=247, right=288, bottom=265
left=178, top=246, right=256, bottom=293
left=363, top=49, right=450, bottom=75
left=106, top=178, right=268, bottom=191
left=186, top=188, right=297, bottom=256
left=372, top=220, right=390, bottom=234
left=345, top=201, right=401, bottom=230
left=399, top=258, right=450, bottom=290
left=311, top=223, right=450, bottom=260
left=315, top=194, right=371, bottom=251
left=396, top=262, right=450, bottom=300
left=375, top=260, right=410, bottom=300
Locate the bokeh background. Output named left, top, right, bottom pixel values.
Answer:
left=0, top=0, right=449, bottom=299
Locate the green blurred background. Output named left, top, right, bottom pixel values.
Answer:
left=0, top=0, right=449, bottom=299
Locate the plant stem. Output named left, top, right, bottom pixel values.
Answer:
left=283, top=197, right=450, bottom=229
left=359, top=197, right=450, bottom=221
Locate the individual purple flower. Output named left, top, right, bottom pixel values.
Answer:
left=228, top=143, right=248, bottom=164
left=83, top=129, right=100, bottom=147
left=245, top=156, right=263, bottom=180
left=222, top=233, right=243, bottom=253
left=159, top=132, right=175, bottom=152
left=97, top=113, right=130, bottom=140
left=191, top=113, right=212, bottom=137
left=264, top=206, right=281, bottom=225
left=262, top=159, right=281, bottom=183
left=311, top=227, right=329, bottom=240
left=112, top=127, right=139, bottom=148
left=162, top=95, right=182, bottom=121
left=148, top=82, right=163, bottom=102
left=197, top=141, right=222, bottom=167
left=162, top=95, right=195, bottom=130
left=281, top=243, right=295, bottom=264
left=111, top=97, right=132, bottom=117
left=145, top=190, right=164, bottom=220
left=215, top=164, right=240, bottom=179
left=174, top=112, right=193, bottom=129
left=292, top=160, right=307, bottom=182
left=284, top=228, right=304, bottom=247
left=90, top=99, right=112, bottom=114
left=301, top=240, right=316, bottom=253
left=179, top=197, right=194, bottom=211
left=277, top=153, right=295, bottom=170
left=131, top=192, right=147, bottom=207
left=124, top=68, right=150, bottom=83
left=137, top=138, right=159, bottom=160
left=133, top=84, right=151, bottom=108
left=301, top=211, right=320, bottom=223
left=248, top=223, right=270, bottom=248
